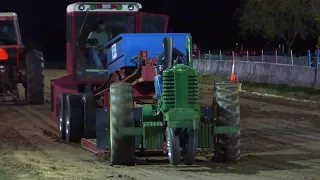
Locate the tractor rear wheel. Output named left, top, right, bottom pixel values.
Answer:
left=182, top=129, right=198, bottom=165
left=82, top=93, right=96, bottom=139
left=213, top=81, right=241, bottom=163
left=25, top=50, right=44, bottom=105
left=166, top=127, right=181, bottom=165
left=109, top=82, right=135, bottom=166
left=58, top=93, right=68, bottom=140
left=65, top=94, right=84, bottom=142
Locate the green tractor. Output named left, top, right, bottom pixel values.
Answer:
left=109, top=37, right=240, bottom=165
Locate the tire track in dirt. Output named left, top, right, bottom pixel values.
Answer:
left=239, top=101, right=320, bottom=150
left=0, top=72, right=137, bottom=179
left=8, top=106, right=56, bottom=134
left=200, top=85, right=320, bottom=150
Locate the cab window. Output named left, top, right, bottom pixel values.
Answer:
left=0, top=20, right=17, bottom=45
left=76, top=14, right=135, bottom=46
left=140, top=14, right=166, bottom=33
left=74, top=13, right=136, bottom=81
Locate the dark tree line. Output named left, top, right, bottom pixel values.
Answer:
left=238, top=0, right=320, bottom=52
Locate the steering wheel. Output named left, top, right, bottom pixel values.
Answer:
left=85, top=38, right=99, bottom=48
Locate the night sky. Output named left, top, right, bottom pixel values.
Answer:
left=1, top=0, right=241, bottom=61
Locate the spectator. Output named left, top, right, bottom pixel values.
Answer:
left=192, top=43, right=201, bottom=56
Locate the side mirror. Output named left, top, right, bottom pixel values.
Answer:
left=163, top=37, right=173, bottom=69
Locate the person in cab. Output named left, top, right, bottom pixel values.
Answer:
left=86, top=19, right=112, bottom=69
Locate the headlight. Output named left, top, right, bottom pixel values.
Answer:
left=128, top=4, right=134, bottom=10
left=78, top=4, right=85, bottom=11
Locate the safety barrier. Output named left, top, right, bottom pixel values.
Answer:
left=197, top=54, right=310, bottom=66
left=194, top=59, right=319, bottom=89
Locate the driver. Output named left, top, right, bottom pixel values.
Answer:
left=154, top=42, right=187, bottom=99
left=0, top=26, right=14, bottom=42
left=87, top=20, right=112, bottom=69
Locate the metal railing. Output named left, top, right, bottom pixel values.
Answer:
left=193, top=50, right=317, bottom=67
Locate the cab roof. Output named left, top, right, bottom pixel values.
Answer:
left=66, top=2, right=142, bottom=13
left=0, top=12, right=17, bottom=17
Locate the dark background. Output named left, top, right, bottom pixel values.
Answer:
left=0, top=0, right=314, bottom=61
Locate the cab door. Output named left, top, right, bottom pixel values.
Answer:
left=138, top=12, right=169, bottom=33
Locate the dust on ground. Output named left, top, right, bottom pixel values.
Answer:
left=0, top=70, right=319, bottom=180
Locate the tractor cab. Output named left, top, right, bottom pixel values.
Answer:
left=66, top=2, right=168, bottom=82
left=0, top=19, right=17, bottom=46
left=0, top=13, right=23, bottom=65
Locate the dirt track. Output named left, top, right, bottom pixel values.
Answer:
left=0, top=70, right=320, bottom=180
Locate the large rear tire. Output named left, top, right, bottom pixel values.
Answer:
left=25, top=50, right=44, bottom=105
left=182, top=129, right=198, bottom=165
left=58, top=93, right=68, bottom=140
left=213, top=81, right=241, bottom=163
left=110, top=82, right=135, bottom=166
left=166, top=127, right=181, bottom=165
left=65, top=94, right=84, bottom=142
left=82, top=93, right=96, bottom=139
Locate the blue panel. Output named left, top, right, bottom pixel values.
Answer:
left=104, top=33, right=191, bottom=74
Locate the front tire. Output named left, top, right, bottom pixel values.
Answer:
left=182, top=129, right=198, bottom=165
left=213, top=81, right=241, bottom=163
left=25, top=50, right=44, bottom=105
left=166, top=127, right=181, bottom=165
left=109, top=82, right=135, bottom=166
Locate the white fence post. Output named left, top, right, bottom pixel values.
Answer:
left=232, top=51, right=235, bottom=61
left=290, top=50, right=293, bottom=65
left=208, top=50, right=211, bottom=60
left=219, top=50, right=222, bottom=60
left=261, top=50, right=264, bottom=62
left=275, top=50, right=278, bottom=63
left=198, top=51, right=200, bottom=60
left=246, top=51, right=249, bottom=61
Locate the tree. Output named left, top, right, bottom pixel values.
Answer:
left=238, top=0, right=320, bottom=52
left=309, top=0, right=320, bottom=48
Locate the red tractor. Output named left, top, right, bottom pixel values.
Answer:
left=51, top=2, right=169, bottom=142
left=0, top=12, right=44, bottom=104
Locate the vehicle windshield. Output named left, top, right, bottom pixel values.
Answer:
left=76, top=13, right=135, bottom=45
left=75, top=13, right=135, bottom=81
left=0, top=20, right=17, bottom=45
left=140, top=14, right=166, bottom=33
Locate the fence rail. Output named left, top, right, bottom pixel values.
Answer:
left=195, top=55, right=310, bottom=67
left=193, top=59, right=320, bottom=89
left=194, top=50, right=316, bottom=67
